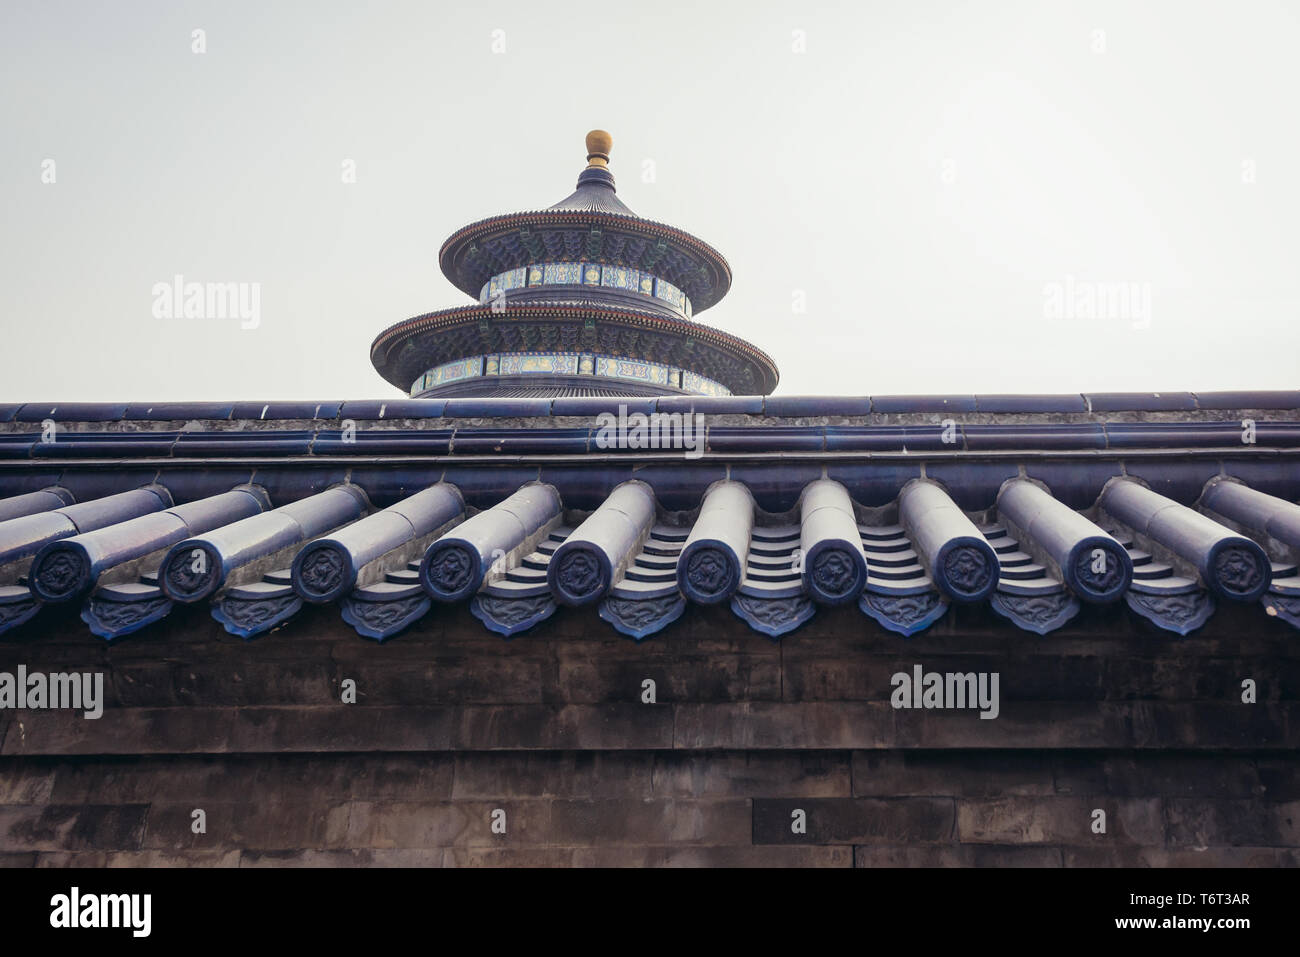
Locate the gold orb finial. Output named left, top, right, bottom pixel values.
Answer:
left=585, top=129, right=612, bottom=169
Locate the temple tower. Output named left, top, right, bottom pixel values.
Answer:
left=370, top=131, right=779, bottom=398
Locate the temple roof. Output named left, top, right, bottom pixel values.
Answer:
left=1, top=391, right=1298, bottom=644
left=547, top=166, right=638, bottom=216
left=433, top=131, right=733, bottom=314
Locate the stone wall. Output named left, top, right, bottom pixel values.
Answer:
left=0, top=599, right=1295, bottom=866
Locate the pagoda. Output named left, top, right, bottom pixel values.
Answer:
left=369, top=131, right=779, bottom=399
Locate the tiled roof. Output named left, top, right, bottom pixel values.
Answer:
left=0, top=391, right=1297, bottom=643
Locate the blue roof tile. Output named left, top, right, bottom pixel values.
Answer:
left=313, top=429, right=454, bottom=456
left=762, top=396, right=872, bottom=417
left=1085, top=392, right=1197, bottom=412
left=825, top=463, right=923, bottom=507
left=964, top=424, right=1106, bottom=451
left=1192, top=391, right=1300, bottom=410
left=824, top=426, right=950, bottom=452
left=338, top=399, right=448, bottom=420
left=974, top=394, right=1088, bottom=414
left=551, top=397, right=658, bottom=417
left=706, top=427, right=824, bottom=454
left=871, top=395, right=978, bottom=414
left=174, top=430, right=316, bottom=456
left=229, top=401, right=344, bottom=420
left=30, top=432, right=180, bottom=458
left=654, top=395, right=764, bottom=415
left=453, top=428, right=590, bottom=455
left=441, top=398, right=553, bottom=418
left=123, top=402, right=235, bottom=421
left=14, top=403, right=129, bottom=423
left=924, top=462, right=1020, bottom=511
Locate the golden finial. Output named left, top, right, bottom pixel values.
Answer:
left=585, top=129, right=612, bottom=169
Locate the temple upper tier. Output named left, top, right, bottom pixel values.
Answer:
left=369, top=131, right=779, bottom=399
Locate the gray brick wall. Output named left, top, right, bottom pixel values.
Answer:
left=0, top=599, right=1295, bottom=866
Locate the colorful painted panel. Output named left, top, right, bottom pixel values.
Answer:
left=412, top=356, right=484, bottom=394
left=484, top=354, right=500, bottom=375
left=429, top=356, right=484, bottom=386
left=601, top=265, right=640, bottom=293
left=499, top=267, right=527, bottom=292
left=497, top=352, right=581, bottom=376
left=542, top=262, right=582, bottom=285
left=484, top=263, right=689, bottom=312
left=654, top=278, right=686, bottom=310
left=594, top=355, right=670, bottom=385
left=682, top=370, right=731, bottom=396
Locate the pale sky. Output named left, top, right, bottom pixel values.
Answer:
left=2, top=0, right=1297, bottom=401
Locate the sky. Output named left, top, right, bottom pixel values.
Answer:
left=2, top=0, right=1298, bottom=401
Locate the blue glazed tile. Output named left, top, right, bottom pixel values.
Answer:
left=1122, top=462, right=1221, bottom=506
left=313, top=429, right=454, bottom=456
left=1193, top=391, right=1300, bottom=410
left=655, top=396, right=763, bottom=415
left=338, top=399, right=448, bottom=421
left=0, top=473, right=65, bottom=499
left=452, top=428, right=590, bottom=455
left=0, top=434, right=37, bottom=459
left=1238, top=423, right=1300, bottom=448
left=825, top=463, right=923, bottom=507
left=438, top=468, right=543, bottom=509
left=174, top=430, right=316, bottom=456
left=974, top=394, right=1088, bottom=414
left=706, top=427, right=824, bottom=453
left=1216, top=461, right=1300, bottom=501
left=728, top=464, right=823, bottom=513
left=1084, top=392, right=1197, bottom=412
left=824, top=426, right=949, bottom=452
left=13, top=405, right=60, bottom=422
left=123, top=402, right=235, bottom=421
left=870, top=395, right=978, bottom=414
left=1022, top=461, right=1124, bottom=510
left=31, top=432, right=180, bottom=458
left=55, top=471, right=161, bottom=503
left=626, top=464, right=726, bottom=511
left=963, top=424, right=1106, bottom=451
left=551, top=397, right=658, bottom=417
left=923, top=463, right=1020, bottom=511
left=1105, top=422, right=1255, bottom=449
left=0, top=404, right=21, bottom=423
left=14, top=403, right=129, bottom=423
left=442, top=398, right=553, bottom=418
left=343, top=468, right=451, bottom=508
left=247, top=468, right=352, bottom=507
left=229, top=401, right=344, bottom=420
left=763, top=396, right=872, bottom=417
left=538, top=466, right=636, bottom=510
left=154, top=469, right=257, bottom=504
left=309, top=401, right=345, bottom=420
